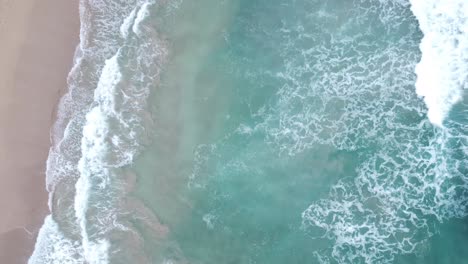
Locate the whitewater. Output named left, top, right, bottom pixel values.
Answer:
left=29, top=0, right=467, bottom=263
left=29, top=1, right=169, bottom=263
left=410, top=0, right=468, bottom=127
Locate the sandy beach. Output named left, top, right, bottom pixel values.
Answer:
left=0, top=0, right=79, bottom=262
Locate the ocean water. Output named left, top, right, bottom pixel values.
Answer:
left=29, top=0, right=467, bottom=263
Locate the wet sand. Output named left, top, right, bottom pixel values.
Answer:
left=0, top=0, right=79, bottom=262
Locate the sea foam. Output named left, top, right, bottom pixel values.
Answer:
left=30, top=0, right=166, bottom=263
left=74, top=2, right=166, bottom=262
left=28, top=216, right=84, bottom=264
left=410, top=0, right=468, bottom=127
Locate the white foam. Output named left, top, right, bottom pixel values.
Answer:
left=73, top=1, right=168, bottom=262
left=257, top=2, right=420, bottom=155
left=410, top=0, right=468, bottom=126
left=133, top=3, right=151, bottom=36
left=74, top=46, right=123, bottom=264
left=28, top=216, right=84, bottom=264
left=302, top=122, right=468, bottom=263
left=120, top=8, right=137, bottom=39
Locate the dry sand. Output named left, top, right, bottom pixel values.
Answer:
left=0, top=0, right=79, bottom=262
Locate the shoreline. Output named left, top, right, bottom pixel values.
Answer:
left=0, top=0, right=79, bottom=262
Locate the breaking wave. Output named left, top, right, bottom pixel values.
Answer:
left=410, top=0, right=468, bottom=127
left=29, top=1, right=169, bottom=263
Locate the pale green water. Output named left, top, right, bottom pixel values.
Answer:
left=129, top=0, right=468, bottom=263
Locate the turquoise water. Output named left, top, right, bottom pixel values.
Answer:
left=133, top=0, right=467, bottom=263
left=30, top=0, right=467, bottom=263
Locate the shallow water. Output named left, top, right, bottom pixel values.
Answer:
left=30, top=0, right=467, bottom=263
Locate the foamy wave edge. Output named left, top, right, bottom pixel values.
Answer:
left=410, top=0, right=468, bottom=127
left=29, top=1, right=168, bottom=263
